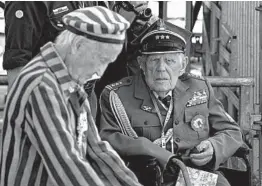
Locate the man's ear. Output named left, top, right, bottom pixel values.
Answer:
left=179, top=56, right=188, bottom=75
left=137, top=55, right=146, bottom=71
left=71, top=36, right=85, bottom=54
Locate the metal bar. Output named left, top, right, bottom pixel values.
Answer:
left=203, top=20, right=215, bottom=75
left=259, top=3, right=262, bottom=185
left=0, top=2, right=4, bottom=10
left=192, top=1, right=202, bottom=31
left=239, top=86, right=252, bottom=130
left=219, top=45, right=231, bottom=63
left=206, top=77, right=254, bottom=87
left=158, top=1, right=167, bottom=20
left=220, top=87, right=239, bottom=110
left=210, top=2, right=219, bottom=55
left=203, top=1, right=211, bottom=10
left=185, top=1, right=193, bottom=31
left=158, top=1, right=163, bottom=19
left=211, top=2, right=221, bottom=20
left=259, top=2, right=262, bottom=124
left=0, top=75, right=7, bottom=85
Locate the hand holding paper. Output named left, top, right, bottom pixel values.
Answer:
left=190, top=140, right=214, bottom=166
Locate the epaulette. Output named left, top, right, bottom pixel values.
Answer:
left=180, top=72, right=205, bottom=81
left=105, top=77, right=133, bottom=91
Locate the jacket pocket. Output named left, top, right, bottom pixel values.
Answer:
left=184, top=104, right=209, bottom=139
left=131, top=114, right=161, bottom=141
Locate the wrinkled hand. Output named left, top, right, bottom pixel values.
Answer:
left=190, top=140, right=214, bottom=166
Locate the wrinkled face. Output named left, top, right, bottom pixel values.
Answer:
left=71, top=41, right=123, bottom=85
left=139, top=53, right=187, bottom=93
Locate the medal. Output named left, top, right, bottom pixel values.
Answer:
left=77, top=111, right=88, bottom=147
left=186, top=90, right=208, bottom=107
left=161, top=132, right=166, bottom=149
left=191, top=114, right=205, bottom=131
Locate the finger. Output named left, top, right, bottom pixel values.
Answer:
left=196, top=141, right=209, bottom=152
left=191, top=157, right=211, bottom=166
left=190, top=150, right=212, bottom=159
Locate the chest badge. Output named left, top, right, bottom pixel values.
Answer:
left=77, top=111, right=88, bottom=147
left=191, top=114, right=205, bottom=131
left=15, top=10, right=24, bottom=19
left=53, top=6, right=69, bottom=15
left=186, top=89, right=208, bottom=107
left=142, top=105, right=152, bottom=112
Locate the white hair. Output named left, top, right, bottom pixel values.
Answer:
left=55, top=30, right=77, bottom=46
left=55, top=30, right=123, bottom=59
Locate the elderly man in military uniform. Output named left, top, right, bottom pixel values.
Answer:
left=99, top=20, right=243, bottom=186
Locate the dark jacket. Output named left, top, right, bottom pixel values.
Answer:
left=3, top=1, right=97, bottom=70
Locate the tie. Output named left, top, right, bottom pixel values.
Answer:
left=159, top=95, right=171, bottom=107
left=83, top=80, right=96, bottom=97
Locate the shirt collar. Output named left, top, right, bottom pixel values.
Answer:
left=153, top=91, right=172, bottom=99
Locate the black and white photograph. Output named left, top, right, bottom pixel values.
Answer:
left=0, top=1, right=261, bottom=186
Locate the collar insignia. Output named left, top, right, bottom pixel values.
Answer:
left=142, top=105, right=152, bottom=112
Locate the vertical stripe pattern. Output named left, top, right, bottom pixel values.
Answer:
left=62, top=6, right=130, bottom=44
left=0, top=42, right=141, bottom=186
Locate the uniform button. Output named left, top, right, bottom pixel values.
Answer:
left=144, top=121, right=148, bottom=125
left=175, top=138, right=180, bottom=142
left=175, top=120, right=179, bottom=125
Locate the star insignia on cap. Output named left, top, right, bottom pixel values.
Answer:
left=155, top=35, right=160, bottom=40
left=160, top=35, right=165, bottom=39
left=166, top=35, right=170, bottom=39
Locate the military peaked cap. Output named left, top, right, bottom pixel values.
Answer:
left=140, top=19, right=192, bottom=54
left=62, top=6, right=130, bottom=44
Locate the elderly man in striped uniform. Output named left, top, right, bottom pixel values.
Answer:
left=0, top=7, right=142, bottom=186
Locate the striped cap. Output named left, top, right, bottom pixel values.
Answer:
left=62, top=6, right=130, bottom=44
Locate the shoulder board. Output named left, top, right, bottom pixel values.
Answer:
left=105, top=77, right=133, bottom=91
left=180, top=72, right=205, bottom=81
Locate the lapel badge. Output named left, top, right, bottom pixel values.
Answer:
left=191, top=114, right=205, bottom=131
left=142, top=105, right=152, bottom=112
left=77, top=111, right=88, bottom=147
left=186, top=90, right=207, bottom=107
left=53, top=6, right=69, bottom=15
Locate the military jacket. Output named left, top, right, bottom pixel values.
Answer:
left=99, top=72, right=243, bottom=170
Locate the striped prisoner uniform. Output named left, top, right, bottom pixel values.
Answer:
left=0, top=42, right=141, bottom=186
